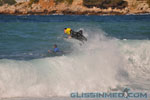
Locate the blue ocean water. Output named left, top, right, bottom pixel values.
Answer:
left=0, top=14, right=150, bottom=99
left=0, top=15, right=150, bottom=60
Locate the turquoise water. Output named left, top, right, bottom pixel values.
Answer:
left=0, top=14, right=150, bottom=98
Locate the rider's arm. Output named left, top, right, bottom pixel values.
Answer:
left=48, top=50, right=51, bottom=53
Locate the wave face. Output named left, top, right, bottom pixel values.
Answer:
left=0, top=28, right=150, bottom=98
left=0, top=29, right=121, bottom=97
left=0, top=15, right=150, bottom=98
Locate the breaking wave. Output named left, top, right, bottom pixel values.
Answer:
left=0, top=29, right=150, bottom=98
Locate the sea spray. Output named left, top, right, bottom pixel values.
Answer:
left=0, top=29, right=125, bottom=98
left=119, top=40, right=150, bottom=90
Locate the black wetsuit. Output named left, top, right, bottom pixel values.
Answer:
left=70, top=30, right=87, bottom=42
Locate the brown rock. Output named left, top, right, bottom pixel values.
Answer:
left=122, top=7, right=129, bottom=14
left=0, top=0, right=149, bottom=15
left=107, top=7, right=113, bottom=12
left=147, top=8, right=150, bottom=12
left=137, top=3, right=149, bottom=11
left=39, top=0, right=55, bottom=9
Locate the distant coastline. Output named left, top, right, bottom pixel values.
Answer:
left=0, top=0, right=150, bottom=16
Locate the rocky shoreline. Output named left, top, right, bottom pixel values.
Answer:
left=0, top=1, right=150, bottom=15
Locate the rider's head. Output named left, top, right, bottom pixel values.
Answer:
left=53, top=44, right=57, bottom=48
left=64, top=28, right=67, bottom=34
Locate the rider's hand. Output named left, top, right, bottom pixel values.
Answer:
left=48, top=50, right=51, bottom=53
left=68, top=36, right=72, bottom=39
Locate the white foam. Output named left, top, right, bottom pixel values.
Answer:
left=119, top=40, right=150, bottom=90
left=0, top=29, right=149, bottom=98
